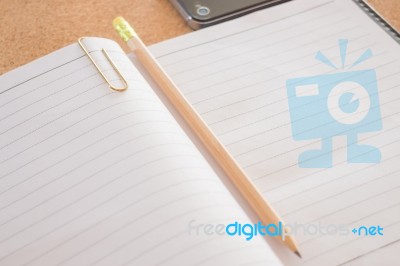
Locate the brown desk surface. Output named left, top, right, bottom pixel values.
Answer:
left=0, top=0, right=399, bottom=75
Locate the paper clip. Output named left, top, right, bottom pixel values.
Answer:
left=78, top=37, right=128, bottom=91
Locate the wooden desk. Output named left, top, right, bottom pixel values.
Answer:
left=0, top=0, right=399, bottom=74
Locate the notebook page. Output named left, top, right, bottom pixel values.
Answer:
left=149, top=0, right=400, bottom=265
left=0, top=38, right=281, bottom=266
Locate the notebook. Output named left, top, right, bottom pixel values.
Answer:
left=149, top=0, right=400, bottom=265
left=0, top=0, right=399, bottom=266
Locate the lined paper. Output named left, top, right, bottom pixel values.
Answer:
left=0, top=38, right=281, bottom=265
left=150, top=0, right=400, bottom=265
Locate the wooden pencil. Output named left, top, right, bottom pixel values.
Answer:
left=113, top=16, right=301, bottom=258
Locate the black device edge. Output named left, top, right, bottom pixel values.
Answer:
left=169, top=0, right=293, bottom=30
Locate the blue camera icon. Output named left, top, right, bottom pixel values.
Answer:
left=286, top=69, right=382, bottom=168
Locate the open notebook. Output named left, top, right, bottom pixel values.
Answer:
left=0, top=0, right=399, bottom=266
left=149, top=0, right=400, bottom=265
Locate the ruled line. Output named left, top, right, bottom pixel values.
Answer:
left=66, top=209, right=240, bottom=266
left=300, top=201, right=400, bottom=245
left=0, top=126, right=187, bottom=219
left=281, top=170, right=400, bottom=217
left=0, top=131, right=187, bottom=204
left=155, top=0, right=335, bottom=59
left=0, top=156, right=205, bottom=242
left=0, top=109, right=169, bottom=167
left=176, top=29, right=368, bottom=95
left=272, top=152, right=400, bottom=205
left=253, top=122, right=400, bottom=181
left=161, top=5, right=340, bottom=68
left=0, top=97, right=151, bottom=182
left=170, top=15, right=352, bottom=77
left=228, top=81, right=399, bottom=156
left=0, top=181, right=227, bottom=264
left=0, top=49, right=128, bottom=94
left=303, top=219, right=400, bottom=263
left=337, top=239, right=400, bottom=266
left=261, top=131, right=400, bottom=193
left=201, top=55, right=390, bottom=125
left=246, top=104, right=400, bottom=176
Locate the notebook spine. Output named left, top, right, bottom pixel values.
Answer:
left=354, top=0, right=400, bottom=44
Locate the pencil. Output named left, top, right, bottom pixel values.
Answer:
left=112, top=16, right=300, bottom=258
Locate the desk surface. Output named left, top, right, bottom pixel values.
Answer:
left=0, top=0, right=399, bottom=74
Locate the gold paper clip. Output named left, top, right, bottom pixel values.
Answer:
left=78, top=37, right=128, bottom=91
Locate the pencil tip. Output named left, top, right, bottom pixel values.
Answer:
left=294, top=251, right=302, bottom=258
